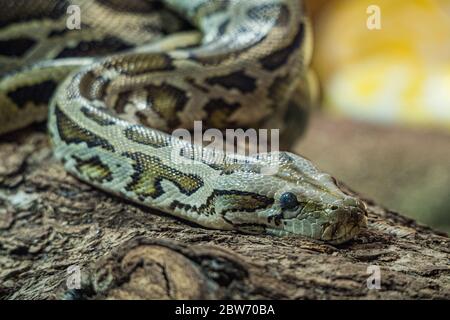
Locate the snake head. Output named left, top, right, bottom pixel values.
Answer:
left=265, top=152, right=368, bottom=244
left=223, top=152, right=368, bottom=244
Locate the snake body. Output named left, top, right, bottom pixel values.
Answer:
left=0, top=0, right=367, bottom=244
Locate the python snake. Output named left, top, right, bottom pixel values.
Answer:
left=0, top=0, right=367, bottom=244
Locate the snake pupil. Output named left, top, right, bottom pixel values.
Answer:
left=279, top=192, right=299, bottom=210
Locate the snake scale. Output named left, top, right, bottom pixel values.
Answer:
left=0, top=0, right=367, bottom=244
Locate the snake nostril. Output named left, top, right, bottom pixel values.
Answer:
left=331, top=205, right=339, bottom=211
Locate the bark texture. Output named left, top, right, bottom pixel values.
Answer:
left=0, top=125, right=449, bottom=300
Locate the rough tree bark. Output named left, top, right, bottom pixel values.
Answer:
left=0, top=125, right=449, bottom=300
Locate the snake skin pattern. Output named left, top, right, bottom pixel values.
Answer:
left=0, top=0, right=367, bottom=244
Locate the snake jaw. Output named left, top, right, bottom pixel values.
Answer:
left=263, top=186, right=368, bottom=243
left=320, top=201, right=368, bottom=244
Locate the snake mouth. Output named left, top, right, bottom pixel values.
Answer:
left=320, top=206, right=368, bottom=244
left=322, top=218, right=367, bottom=244
left=266, top=200, right=368, bottom=244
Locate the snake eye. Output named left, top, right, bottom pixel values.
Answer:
left=279, top=192, right=299, bottom=210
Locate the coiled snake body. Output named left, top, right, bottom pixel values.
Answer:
left=0, top=0, right=367, bottom=244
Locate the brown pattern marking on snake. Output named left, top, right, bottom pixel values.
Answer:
left=140, top=82, right=189, bottom=127
left=73, top=155, right=113, bottom=183
left=185, top=77, right=210, bottom=94
left=0, top=1, right=69, bottom=29
left=205, top=70, right=257, bottom=94
left=6, top=80, right=58, bottom=108
left=104, top=53, right=175, bottom=76
left=80, top=106, right=116, bottom=126
left=123, top=125, right=170, bottom=148
left=54, top=104, right=115, bottom=152
left=79, top=71, right=111, bottom=101
left=93, top=0, right=190, bottom=37
left=55, top=36, right=133, bottom=59
left=268, top=3, right=290, bottom=27
left=267, top=74, right=294, bottom=107
left=203, top=98, right=240, bottom=128
left=48, top=26, right=81, bottom=39
left=0, top=37, right=37, bottom=58
left=201, top=159, right=264, bottom=177
left=259, top=21, right=304, bottom=71
left=95, top=0, right=163, bottom=13
left=123, top=151, right=204, bottom=200
left=113, top=90, right=132, bottom=114
left=170, top=190, right=273, bottom=217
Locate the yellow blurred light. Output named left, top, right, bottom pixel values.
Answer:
left=309, top=0, right=450, bottom=130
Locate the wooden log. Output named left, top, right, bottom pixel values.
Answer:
left=0, top=125, right=448, bottom=300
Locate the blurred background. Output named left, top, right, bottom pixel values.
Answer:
left=296, top=0, right=450, bottom=232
